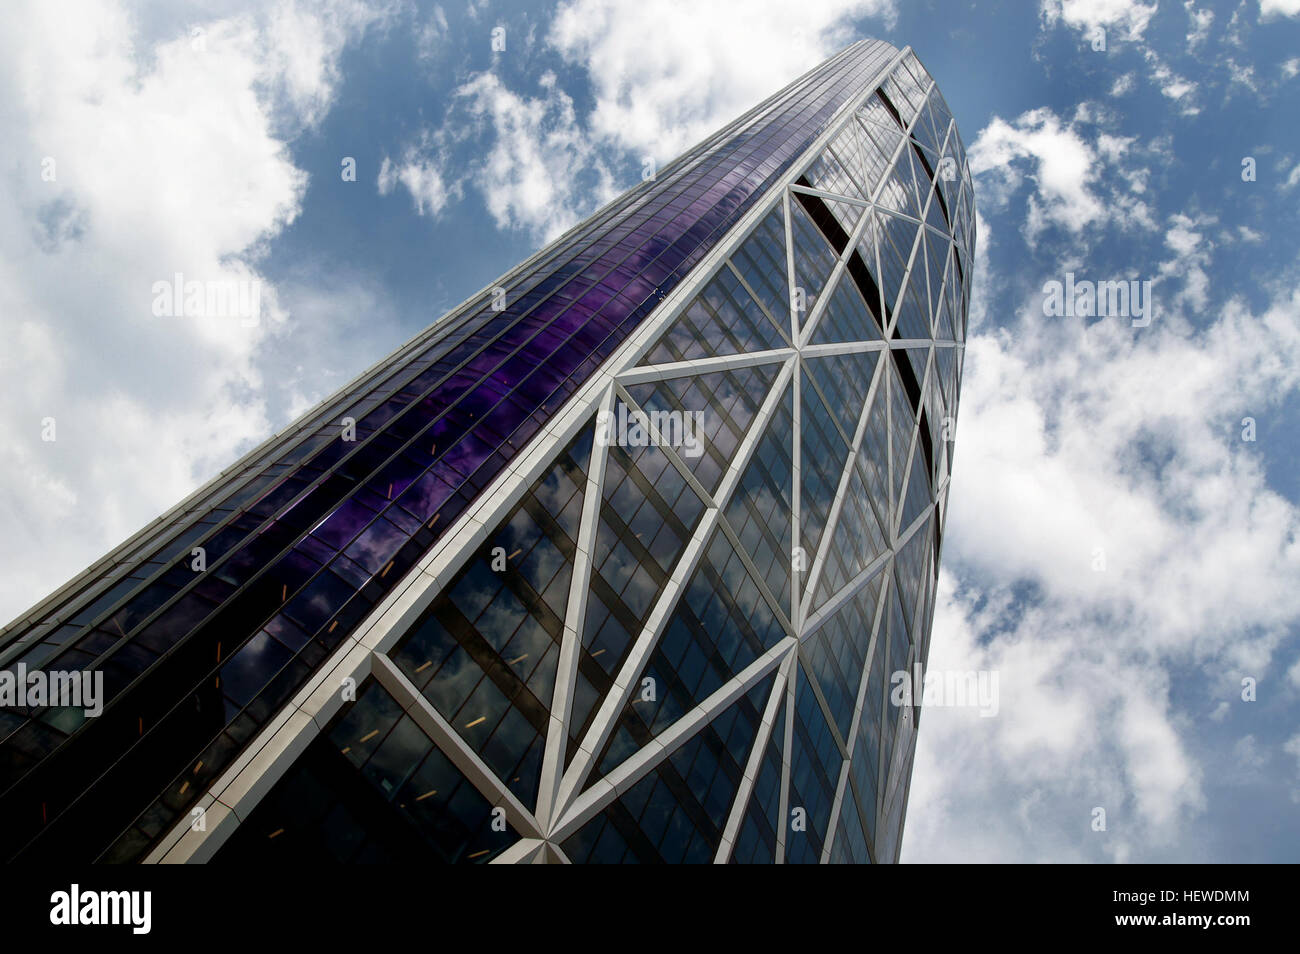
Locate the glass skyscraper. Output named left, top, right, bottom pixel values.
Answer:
left=0, top=38, right=973, bottom=864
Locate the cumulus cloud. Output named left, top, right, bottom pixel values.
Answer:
left=1148, top=56, right=1200, bottom=113
left=1184, top=2, right=1214, bottom=50
left=1283, top=161, right=1300, bottom=191
left=1044, top=0, right=1300, bottom=109
left=1156, top=73, right=1198, bottom=104
left=394, top=0, right=898, bottom=243
left=1156, top=213, right=1215, bottom=313
left=377, top=66, right=614, bottom=240
left=1109, top=72, right=1137, bottom=96
left=416, top=3, right=451, bottom=59
left=1230, top=734, right=1269, bottom=782
left=970, top=110, right=1103, bottom=239
left=0, top=0, right=384, bottom=623
left=264, top=0, right=397, bottom=128
left=1286, top=734, right=1300, bottom=802
left=1040, top=0, right=1159, bottom=42
left=550, top=0, right=896, bottom=162
left=453, top=70, right=618, bottom=241
left=969, top=106, right=1159, bottom=247
left=378, top=136, right=456, bottom=216
left=1260, top=0, right=1300, bottom=20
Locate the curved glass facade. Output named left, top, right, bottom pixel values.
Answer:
left=0, top=38, right=973, bottom=863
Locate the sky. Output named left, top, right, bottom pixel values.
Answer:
left=1, top=0, right=1298, bottom=863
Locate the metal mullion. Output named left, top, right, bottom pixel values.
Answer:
left=713, top=661, right=790, bottom=862
left=535, top=386, right=616, bottom=827
left=791, top=358, right=803, bottom=630
left=796, top=190, right=880, bottom=348
left=550, top=357, right=797, bottom=818
left=549, top=635, right=793, bottom=843
left=726, top=259, right=788, bottom=338
left=822, top=757, right=852, bottom=863
left=794, top=641, right=851, bottom=760
left=874, top=568, right=897, bottom=827
left=799, top=355, right=886, bottom=620
left=617, top=348, right=794, bottom=387
left=893, top=349, right=936, bottom=539
left=372, top=653, right=544, bottom=839
left=774, top=649, right=796, bottom=863
left=800, top=340, right=887, bottom=359
left=841, top=561, right=889, bottom=862
left=789, top=181, right=873, bottom=209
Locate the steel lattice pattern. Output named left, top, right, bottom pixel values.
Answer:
left=0, top=39, right=973, bottom=864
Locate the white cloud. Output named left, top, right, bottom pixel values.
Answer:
left=379, top=65, right=615, bottom=240
left=378, top=139, right=455, bottom=216
left=1184, top=2, right=1214, bottom=49
left=439, top=0, right=897, bottom=241
left=1040, top=0, right=1159, bottom=41
left=906, top=81, right=1300, bottom=857
left=1225, top=0, right=1250, bottom=46
left=968, top=106, right=1159, bottom=247
left=0, top=0, right=383, bottom=623
left=1283, top=57, right=1300, bottom=79
left=1283, top=161, right=1300, bottom=191
left=454, top=70, right=618, bottom=241
left=1041, top=2, right=1217, bottom=110
left=1157, top=213, right=1214, bottom=312
left=264, top=0, right=397, bottom=128
left=1260, top=0, right=1300, bottom=20
left=1224, top=57, right=1260, bottom=92
left=1230, top=735, right=1269, bottom=782
left=966, top=211, right=993, bottom=332
left=1148, top=56, right=1200, bottom=113
left=1109, top=72, right=1136, bottom=96
left=971, top=109, right=1104, bottom=239
left=1286, top=734, right=1300, bottom=802
left=549, top=0, right=896, bottom=162
left=1159, top=76, right=1198, bottom=101
left=416, top=4, right=450, bottom=59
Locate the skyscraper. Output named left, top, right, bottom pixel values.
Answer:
left=0, top=38, right=973, bottom=863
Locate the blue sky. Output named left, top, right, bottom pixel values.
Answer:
left=2, top=0, right=1298, bottom=862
